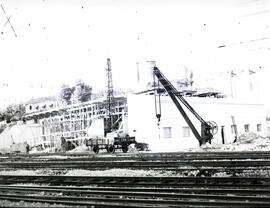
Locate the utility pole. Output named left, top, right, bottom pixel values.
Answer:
left=105, top=58, right=114, bottom=134
left=230, top=70, right=236, bottom=98
left=249, top=69, right=255, bottom=92
left=136, top=62, right=140, bottom=83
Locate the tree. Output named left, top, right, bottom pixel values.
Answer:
left=3, top=104, right=26, bottom=123
left=71, top=80, right=92, bottom=103
left=0, top=111, right=5, bottom=122
left=58, top=84, right=74, bottom=105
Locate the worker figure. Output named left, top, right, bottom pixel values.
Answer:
left=26, top=143, right=30, bottom=153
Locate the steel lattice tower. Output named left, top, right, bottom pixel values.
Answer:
left=105, top=58, right=114, bottom=132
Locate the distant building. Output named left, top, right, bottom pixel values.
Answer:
left=25, top=96, right=59, bottom=115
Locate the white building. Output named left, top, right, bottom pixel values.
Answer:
left=127, top=93, right=266, bottom=151
left=25, top=96, right=59, bottom=115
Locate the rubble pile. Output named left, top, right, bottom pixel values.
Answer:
left=199, top=132, right=270, bottom=151
left=237, top=132, right=264, bottom=144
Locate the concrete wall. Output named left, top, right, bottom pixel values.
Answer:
left=127, top=93, right=266, bottom=150
left=0, top=123, right=43, bottom=148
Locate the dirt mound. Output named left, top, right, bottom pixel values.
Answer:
left=197, top=132, right=270, bottom=152
left=237, top=132, right=264, bottom=144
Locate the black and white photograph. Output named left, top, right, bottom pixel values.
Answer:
left=0, top=0, right=270, bottom=207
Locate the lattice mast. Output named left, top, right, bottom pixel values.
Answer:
left=105, top=58, right=114, bottom=133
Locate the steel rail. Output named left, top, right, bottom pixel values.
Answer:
left=2, top=166, right=270, bottom=173
left=0, top=175, right=270, bottom=187
left=3, top=151, right=270, bottom=165
left=0, top=176, right=270, bottom=207
left=1, top=160, right=270, bottom=170
left=1, top=184, right=270, bottom=195
left=4, top=154, right=270, bottom=162
left=4, top=150, right=270, bottom=157
left=1, top=185, right=270, bottom=201
left=2, top=159, right=270, bottom=165
left=0, top=192, right=270, bottom=207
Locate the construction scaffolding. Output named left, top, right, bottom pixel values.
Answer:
left=24, top=97, right=127, bottom=148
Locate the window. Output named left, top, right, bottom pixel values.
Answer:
left=183, top=126, right=190, bottom=137
left=163, top=127, right=172, bottom=138
left=257, top=124, right=262, bottom=132
left=244, top=124, right=249, bottom=132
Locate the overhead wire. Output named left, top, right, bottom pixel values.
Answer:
left=0, top=4, right=17, bottom=37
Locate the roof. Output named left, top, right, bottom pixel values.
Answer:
left=25, top=96, right=57, bottom=105
left=24, top=95, right=126, bottom=118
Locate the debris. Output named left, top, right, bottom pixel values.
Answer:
left=10, top=141, right=29, bottom=154
left=194, top=132, right=270, bottom=152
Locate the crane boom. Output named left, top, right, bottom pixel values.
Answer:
left=152, top=66, right=216, bottom=145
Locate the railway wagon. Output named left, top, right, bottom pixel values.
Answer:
left=85, top=135, right=136, bottom=154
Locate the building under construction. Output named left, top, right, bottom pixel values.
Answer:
left=23, top=95, right=127, bottom=149
left=20, top=58, right=128, bottom=149
left=0, top=58, right=129, bottom=151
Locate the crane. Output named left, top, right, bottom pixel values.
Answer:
left=85, top=58, right=137, bottom=154
left=152, top=66, right=217, bottom=146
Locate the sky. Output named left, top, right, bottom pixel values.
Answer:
left=0, top=0, right=270, bottom=108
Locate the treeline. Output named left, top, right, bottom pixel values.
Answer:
left=0, top=104, right=26, bottom=123
left=58, top=80, right=92, bottom=105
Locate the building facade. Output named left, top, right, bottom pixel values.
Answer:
left=25, top=96, right=59, bottom=115
left=127, top=93, right=267, bottom=150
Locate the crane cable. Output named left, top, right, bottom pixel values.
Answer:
left=153, top=72, right=161, bottom=124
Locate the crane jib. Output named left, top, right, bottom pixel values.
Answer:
left=152, top=66, right=216, bottom=145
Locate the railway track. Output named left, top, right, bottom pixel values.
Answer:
left=1, top=175, right=270, bottom=187
left=1, top=152, right=270, bottom=207
left=1, top=159, right=270, bottom=169
left=1, top=151, right=270, bottom=176
left=3, top=150, right=270, bottom=161
left=0, top=175, right=270, bottom=207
